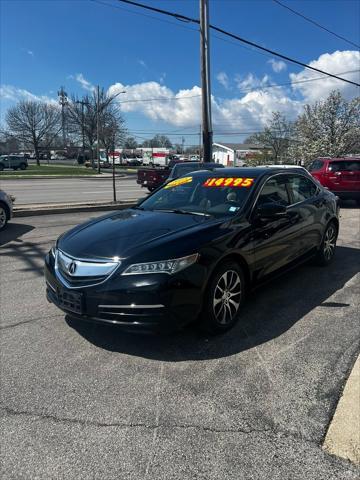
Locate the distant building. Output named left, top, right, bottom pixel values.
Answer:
left=212, top=142, right=268, bottom=166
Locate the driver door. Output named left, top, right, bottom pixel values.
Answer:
left=251, top=174, right=298, bottom=279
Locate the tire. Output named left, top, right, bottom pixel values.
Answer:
left=147, top=186, right=156, bottom=192
left=0, top=203, right=8, bottom=231
left=0, top=163, right=4, bottom=171
left=20, top=163, right=26, bottom=170
left=200, top=261, right=245, bottom=334
left=315, top=221, right=338, bottom=266
left=13, top=167, right=18, bottom=171
left=356, top=199, right=360, bottom=207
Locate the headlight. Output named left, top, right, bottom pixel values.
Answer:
left=121, top=253, right=199, bottom=275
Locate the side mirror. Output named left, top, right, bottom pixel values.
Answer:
left=256, top=202, right=287, bottom=219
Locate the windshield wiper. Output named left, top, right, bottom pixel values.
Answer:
left=153, top=209, right=211, bottom=217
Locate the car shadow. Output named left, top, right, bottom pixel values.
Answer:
left=0, top=222, right=34, bottom=246
left=66, top=245, right=360, bottom=361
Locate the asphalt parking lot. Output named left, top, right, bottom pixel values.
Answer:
left=1, top=206, right=359, bottom=479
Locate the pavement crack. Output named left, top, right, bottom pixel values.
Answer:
left=0, top=314, right=62, bottom=330
left=1, top=406, right=315, bottom=445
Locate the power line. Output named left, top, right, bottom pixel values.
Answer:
left=116, top=0, right=360, bottom=87
left=273, top=0, right=360, bottom=49
left=90, top=0, right=199, bottom=33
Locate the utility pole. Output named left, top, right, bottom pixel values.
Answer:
left=181, top=136, right=185, bottom=154
left=58, top=86, right=68, bottom=149
left=75, top=100, right=88, bottom=164
left=200, top=0, right=213, bottom=163
left=96, top=85, right=100, bottom=174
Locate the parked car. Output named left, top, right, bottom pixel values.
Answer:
left=0, top=155, right=28, bottom=171
left=308, top=157, right=360, bottom=205
left=0, top=189, right=14, bottom=230
left=45, top=167, right=339, bottom=334
left=167, top=161, right=224, bottom=182
left=137, top=161, right=224, bottom=192
left=136, top=159, right=185, bottom=192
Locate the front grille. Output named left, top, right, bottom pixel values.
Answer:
left=55, top=249, right=120, bottom=288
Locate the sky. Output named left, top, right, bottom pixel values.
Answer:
left=1, top=0, right=359, bottom=147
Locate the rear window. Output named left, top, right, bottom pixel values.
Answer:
left=328, top=160, right=360, bottom=172
left=308, top=160, right=324, bottom=172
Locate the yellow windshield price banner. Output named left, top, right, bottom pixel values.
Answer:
left=164, top=176, right=193, bottom=189
left=203, top=177, right=255, bottom=188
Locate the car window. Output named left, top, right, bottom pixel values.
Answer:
left=140, top=175, right=256, bottom=218
left=287, top=175, right=318, bottom=203
left=308, top=160, right=324, bottom=172
left=257, top=176, right=290, bottom=207
left=329, top=160, right=360, bottom=172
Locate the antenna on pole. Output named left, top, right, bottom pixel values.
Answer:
left=58, top=86, right=68, bottom=149
left=200, top=0, right=213, bottom=163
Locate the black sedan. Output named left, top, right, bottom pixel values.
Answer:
left=45, top=167, right=339, bottom=334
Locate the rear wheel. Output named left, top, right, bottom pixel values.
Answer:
left=0, top=163, right=4, bottom=171
left=315, top=221, right=338, bottom=266
left=200, top=261, right=245, bottom=334
left=0, top=204, right=8, bottom=230
left=20, top=163, right=26, bottom=170
left=147, top=186, right=156, bottom=192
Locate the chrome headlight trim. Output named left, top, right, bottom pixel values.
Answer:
left=121, top=253, right=199, bottom=276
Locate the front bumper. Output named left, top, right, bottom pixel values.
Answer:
left=45, top=254, right=206, bottom=332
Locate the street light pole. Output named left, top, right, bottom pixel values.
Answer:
left=200, top=0, right=213, bottom=163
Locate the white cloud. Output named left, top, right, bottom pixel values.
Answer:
left=216, top=72, right=229, bottom=89
left=27, top=50, right=34, bottom=57
left=268, top=59, right=287, bottom=73
left=138, top=59, right=147, bottom=68
left=235, top=73, right=271, bottom=92
left=0, top=85, right=56, bottom=104
left=108, top=80, right=302, bottom=131
left=290, top=50, right=360, bottom=102
left=75, top=73, right=95, bottom=92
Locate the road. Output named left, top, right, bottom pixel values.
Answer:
left=0, top=176, right=144, bottom=205
left=0, top=208, right=359, bottom=479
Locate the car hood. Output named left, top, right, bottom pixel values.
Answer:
left=57, top=209, right=218, bottom=260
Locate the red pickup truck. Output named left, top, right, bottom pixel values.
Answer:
left=136, top=160, right=185, bottom=192
left=137, top=161, right=224, bottom=192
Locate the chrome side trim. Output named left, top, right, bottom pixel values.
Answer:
left=99, top=304, right=165, bottom=309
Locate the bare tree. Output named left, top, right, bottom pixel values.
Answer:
left=247, top=112, right=294, bottom=163
left=6, top=101, right=61, bottom=165
left=67, top=88, right=126, bottom=165
left=142, top=134, right=172, bottom=148
left=290, top=91, right=360, bottom=165
left=124, top=136, right=138, bottom=149
left=99, top=107, right=127, bottom=161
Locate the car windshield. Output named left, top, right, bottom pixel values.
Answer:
left=138, top=173, right=256, bottom=218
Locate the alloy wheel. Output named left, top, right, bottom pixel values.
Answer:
left=0, top=207, right=7, bottom=229
left=213, top=270, right=242, bottom=325
left=323, top=225, right=336, bottom=261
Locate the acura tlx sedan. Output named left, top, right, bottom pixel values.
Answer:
left=45, top=167, right=339, bottom=334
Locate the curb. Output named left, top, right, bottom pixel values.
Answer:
left=323, top=355, right=360, bottom=465
left=13, top=200, right=138, bottom=217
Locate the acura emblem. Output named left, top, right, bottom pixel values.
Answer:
left=68, top=261, right=77, bottom=275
